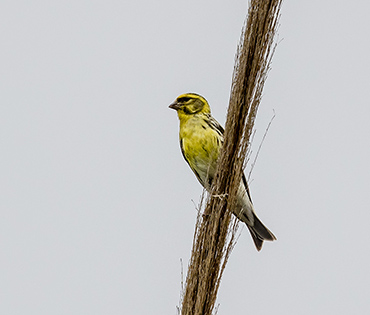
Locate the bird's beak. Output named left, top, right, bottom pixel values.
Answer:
left=169, top=101, right=181, bottom=110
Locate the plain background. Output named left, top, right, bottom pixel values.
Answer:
left=1, top=0, right=370, bottom=314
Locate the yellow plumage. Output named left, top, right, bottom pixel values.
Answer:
left=169, top=93, right=276, bottom=251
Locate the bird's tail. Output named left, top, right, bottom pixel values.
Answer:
left=247, top=212, right=276, bottom=251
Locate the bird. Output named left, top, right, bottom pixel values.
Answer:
left=169, top=92, right=276, bottom=251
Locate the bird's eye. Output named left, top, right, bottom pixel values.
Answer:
left=178, top=96, right=190, bottom=103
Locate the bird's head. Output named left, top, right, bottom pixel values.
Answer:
left=169, top=93, right=211, bottom=119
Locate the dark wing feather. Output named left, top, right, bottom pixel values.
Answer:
left=205, top=114, right=224, bottom=138
left=207, top=114, right=253, bottom=204
left=242, top=173, right=253, bottom=204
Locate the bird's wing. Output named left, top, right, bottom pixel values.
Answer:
left=208, top=114, right=253, bottom=204
left=241, top=173, right=253, bottom=204
left=205, top=114, right=224, bottom=138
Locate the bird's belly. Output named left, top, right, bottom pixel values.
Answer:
left=183, top=135, right=219, bottom=187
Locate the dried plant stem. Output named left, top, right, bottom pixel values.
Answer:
left=180, top=1, right=282, bottom=314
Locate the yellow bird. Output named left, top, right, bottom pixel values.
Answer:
left=169, top=93, right=276, bottom=251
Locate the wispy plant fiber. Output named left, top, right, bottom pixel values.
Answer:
left=180, top=1, right=282, bottom=314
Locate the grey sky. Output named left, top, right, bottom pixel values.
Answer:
left=1, top=1, right=370, bottom=314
